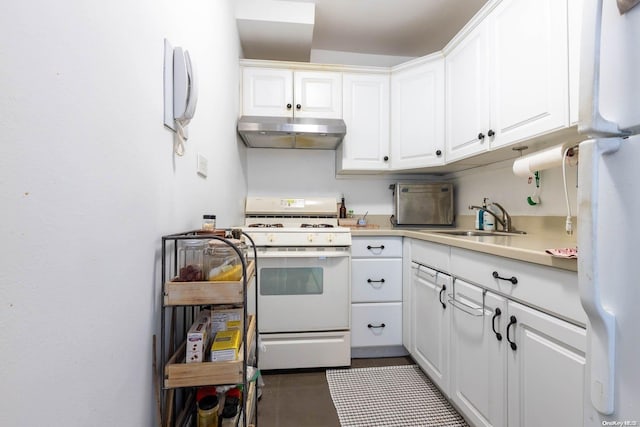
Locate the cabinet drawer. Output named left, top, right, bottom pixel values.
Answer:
left=411, top=239, right=450, bottom=272
left=351, top=236, right=402, bottom=258
left=352, top=259, right=402, bottom=302
left=351, top=302, right=402, bottom=347
left=450, top=247, right=586, bottom=325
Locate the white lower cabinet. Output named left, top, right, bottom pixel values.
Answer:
left=351, top=302, right=402, bottom=347
left=351, top=237, right=406, bottom=357
left=449, top=279, right=586, bottom=427
left=407, top=238, right=586, bottom=426
left=411, top=262, right=451, bottom=395
left=450, top=279, right=507, bottom=427
left=506, top=300, right=586, bottom=427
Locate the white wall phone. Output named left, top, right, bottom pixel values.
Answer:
left=163, top=39, right=199, bottom=156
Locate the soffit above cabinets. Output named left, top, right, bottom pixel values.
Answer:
left=235, top=0, right=489, bottom=64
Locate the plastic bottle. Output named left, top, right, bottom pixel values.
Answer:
left=475, top=208, right=484, bottom=230
left=483, top=198, right=495, bottom=231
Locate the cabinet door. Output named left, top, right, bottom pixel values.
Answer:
left=411, top=264, right=450, bottom=394
left=506, top=301, right=586, bottom=427
left=242, top=67, right=293, bottom=117
left=338, top=73, right=390, bottom=171
left=445, top=21, right=491, bottom=162
left=489, top=0, right=569, bottom=148
left=450, top=279, right=507, bottom=427
left=391, top=57, right=445, bottom=169
left=293, top=71, right=342, bottom=119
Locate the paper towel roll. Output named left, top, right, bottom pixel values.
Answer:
left=513, top=143, right=569, bottom=177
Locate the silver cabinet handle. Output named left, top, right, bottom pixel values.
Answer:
left=447, top=293, right=484, bottom=317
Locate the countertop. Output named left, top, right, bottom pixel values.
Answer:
left=345, top=215, right=578, bottom=272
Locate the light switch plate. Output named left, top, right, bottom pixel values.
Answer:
left=197, top=153, right=208, bottom=177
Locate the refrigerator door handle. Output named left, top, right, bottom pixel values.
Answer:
left=577, top=138, right=621, bottom=415
left=579, top=0, right=631, bottom=138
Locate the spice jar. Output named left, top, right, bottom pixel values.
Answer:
left=202, top=215, right=216, bottom=232
left=204, top=239, right=245, bottom=281
left=197, top=395, right=219, bottom=427
left=177, top=239, right=205, bottom=281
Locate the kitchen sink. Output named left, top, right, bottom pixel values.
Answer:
left=430, top=230, right=527, bottom=237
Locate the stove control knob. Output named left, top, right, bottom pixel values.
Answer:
left=327, top=233, right=335, bottom=243
left=307, top=234, right=314, bottom=242
left=267, top=233, right=275, bottom=243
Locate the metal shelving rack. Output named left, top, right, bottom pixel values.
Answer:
left=159, top=230, right=259, bottom=427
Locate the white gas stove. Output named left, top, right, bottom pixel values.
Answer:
left=242, top=197, right=352, bottom=247
left=242, top=196, right=352, bottom=370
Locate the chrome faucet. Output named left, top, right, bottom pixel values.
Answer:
left=468, top=202, right=514, bottom=232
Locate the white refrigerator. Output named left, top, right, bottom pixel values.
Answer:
left=578, top=0, right=640, bottom=424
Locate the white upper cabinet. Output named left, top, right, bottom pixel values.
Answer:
left=489, top=0, right=569, bottom=149
left=445, top=20, right=491, bottom=162
left=445, top=0, right=571, bottom=158
left=242, top=67, right=342, bottom=119
left=293, top=71, right=342, bottom=119
left=242, top=68, right=293, bottom=117
left=391, top=56, right=446, bottom=169
left=337, top=73, right=390, bottom=172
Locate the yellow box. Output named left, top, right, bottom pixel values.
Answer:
left=210, top=329, right=241, bottom=362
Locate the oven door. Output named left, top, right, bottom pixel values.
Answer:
left=256, top=247, right=350, bottom=333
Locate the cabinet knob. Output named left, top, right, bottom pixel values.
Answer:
left=296, top=104, right=302, bottom=110
left=286, top=103, right=292, bottom=109
left=478, top=132, right=485, bottom=140
left=436, top=150, right=442, bottom=156
left=488, top=129, right=495, bottom=137
left=383, top=156, right=389, bottom=162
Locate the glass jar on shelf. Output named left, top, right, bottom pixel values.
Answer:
left=204, top=239, right=246, bottom=281
left=176, top=239, right=205, bottom=281
left=202, top=214, right=216, bottom=232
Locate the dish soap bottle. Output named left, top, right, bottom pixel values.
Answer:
left=483, top=198, right=495, bottom=231
left=475, top=199, right=486, bottom=230
left=339, top=197, right=347, bottom=219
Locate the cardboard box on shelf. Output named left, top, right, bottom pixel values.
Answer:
left=210, top=329, right=241, bottom=362
left=186, top=309, right=211, bottom=364
left=211, top=308, right=243, bottom=333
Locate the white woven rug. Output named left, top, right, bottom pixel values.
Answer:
left=326, top=365, right=468, bottom=427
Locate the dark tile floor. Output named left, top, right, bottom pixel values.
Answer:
left=256, top=356, right=415, bottom=427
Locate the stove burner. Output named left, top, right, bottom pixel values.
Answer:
left=248, top=223, right=284, bottom=228
left=300, top=223, right=334, bottom=228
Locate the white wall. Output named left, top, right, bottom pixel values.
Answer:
left=0, top=1, right=245, bottom=426
left=247, top=149, right=579, bottom=220
left=450, top=157, right=579, bottom=218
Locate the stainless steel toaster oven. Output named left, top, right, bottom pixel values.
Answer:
left=390, top=182, right=454, bottom=226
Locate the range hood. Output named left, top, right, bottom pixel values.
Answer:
left=237, top=116, right=346, bottom=149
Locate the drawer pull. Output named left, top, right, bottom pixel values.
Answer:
left=439, top=284, right=447, bottom=309
left=367, top=323, right=386, bottom=329
left=367, top=278, right=386, bottom=284
left=506, top=315, right=517, bottom=351
left=492, top=308, right=503, bottom=341
left=492, top=271, right=518, bottom=285
left=366, top=245, right=385, bottom=250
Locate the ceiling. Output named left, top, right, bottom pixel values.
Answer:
left=236, top=0, right=489, bottom=65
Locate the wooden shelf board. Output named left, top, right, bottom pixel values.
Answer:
left=164, top=260, right=255, bottom=306
left=164, top=315, right=256, bottom=389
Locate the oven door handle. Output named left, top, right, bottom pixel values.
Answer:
left=255, top=250, right=351, bottom=259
